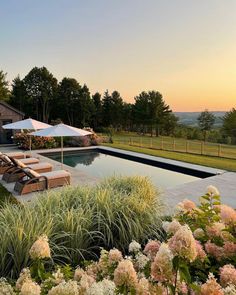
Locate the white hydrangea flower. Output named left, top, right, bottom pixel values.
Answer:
left=193, top=228, right=205, bottom=239
left=162, top=221, right=170, bottom=232
left=223, top=284, right=236, bottom=295
left=79, top=274, right=95, bottom=293
left=206, top=185, right=219, bottom=197
left=48, top=280, right=79, bottom=295
left=135, top=253, right=149, bottom=269
left=52, top=268, right=64, bottom=284
left=20, top=279, right=41, bottom=295
left=128, top=240, right=141, bottom=253
left=0, top=278, right=15, bottom=295
left=29, top=234, right=51, bottom=260
left=16, top=268, right=31, bottom=290
left=86, top=279, right=116, bottom=295
left=163, top=220, right=181, bottom=235
left=74, top=267, right=85, bottom=281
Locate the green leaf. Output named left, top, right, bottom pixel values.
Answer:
left=179, top=264, right=191, bottom=284
left=172, top=256, right=179, bottom=271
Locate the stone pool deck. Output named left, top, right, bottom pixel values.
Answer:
left=0, top=145, right=235, bottom=210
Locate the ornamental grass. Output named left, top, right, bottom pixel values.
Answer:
left=0, top=176, right=163, bottom=278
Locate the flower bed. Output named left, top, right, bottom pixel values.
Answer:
left=13, top=132, right=57, bottom=150
left=0, top=186, right=235, bottom=294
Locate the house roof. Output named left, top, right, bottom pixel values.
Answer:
left=0, top=100, right=25, bottom=116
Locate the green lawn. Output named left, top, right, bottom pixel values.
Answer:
left=110, top=132, right=236, bottom=159
left=103, top=133, right=236, bottom=171
left=0, top=184, right=18, bottom=207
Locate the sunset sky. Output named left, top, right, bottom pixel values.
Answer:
left=1, top=0, right=236, bottom=111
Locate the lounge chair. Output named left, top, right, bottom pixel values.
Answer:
left=0, top=151, right=29, bottom=159
left=2, top=159, right=53, bottom=183
left=0, top=155, right=39, bottom=174
left=14, top=168, right=71, bottom=195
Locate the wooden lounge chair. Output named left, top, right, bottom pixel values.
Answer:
left=0, top=151, right=29, bottom=160
left=0, top=155, right=39, bottom=174
left=2, top=159, right=53, bottom=183
left=14, top=168, right=71, bottom=195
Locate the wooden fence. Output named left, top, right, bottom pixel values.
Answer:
left=114, top=136, right=236, bottom=160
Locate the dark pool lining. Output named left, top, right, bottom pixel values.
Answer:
left=41, top=148, right=216, bottom=179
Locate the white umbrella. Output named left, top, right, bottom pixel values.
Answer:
left=2, top=118, right=51, bottom=155
left=31, top=123, right=92, bottom=169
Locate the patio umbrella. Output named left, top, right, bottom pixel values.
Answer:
left=2, top=118, right=51, bottom=155
left=31, top=123, right=92, bottom=169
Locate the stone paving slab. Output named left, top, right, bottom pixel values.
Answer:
left=164, top=172, right=236, bottom=213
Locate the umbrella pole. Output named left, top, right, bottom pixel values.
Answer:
left=61, top=136, right=63, bottom=170
left=29, top=134, right=32, bottom=157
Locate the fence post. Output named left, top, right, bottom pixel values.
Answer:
left=186, top=140, right=188, bottom=153
left=218, top=144, right=221, bottom=157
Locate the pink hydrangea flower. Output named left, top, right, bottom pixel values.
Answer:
left=200, top=273, right=224, bottom=295
left=205, top=241, right=224, bottom=261
left=206, top=222, right=225, bottom=239
left=220, top=264, right=236, bottom=287
left=114, top=259, right=138, bottom=289
left=163, top=219, right=182, bottom=235
left=168, top=225, right=197, bottom=262
left=215, top=204, right=236, bottom=224
left=151, top=243, right=173, bottom=282
left=223, top=242, right=236, bottom=258
left=143, top=240, right=161, bottom=260
left=108, top=249, right=123, bottom=264
left=176, top=199, right=196, bottom=212
left=178, top=282, right=188, bottom=294
left=195, top=240, right=207, bottom=262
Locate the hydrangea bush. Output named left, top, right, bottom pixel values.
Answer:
left=0, top=186, right=235, bottom=294
left=13, top=132, right=57, bottom=150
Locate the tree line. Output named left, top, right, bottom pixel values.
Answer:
left=0, top=67, right=236, bottom=143
left=0, top=67, right=178, bottom=136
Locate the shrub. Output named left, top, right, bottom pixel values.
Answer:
left=65, top=136, right=91, bottom=147
left=0, top=176, right=163, bottom=278
left=1, top=186, right=236, bottom=294
left=13, top=132, right=57, bottom=150
left=65, top=132, right=104, bottom=147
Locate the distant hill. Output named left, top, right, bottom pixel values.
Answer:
left=174, top=112, right=226, bottom=127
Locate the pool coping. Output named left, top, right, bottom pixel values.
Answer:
left=40, top=145, right=226, bottom=178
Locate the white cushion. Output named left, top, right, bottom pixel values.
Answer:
left=41, top=170, right=71, bottom=180
left=28, top=163, right=53, bottom=170
left=6, top=152, right=25, bottom=158
left=21, top=158, right=39, bottom=164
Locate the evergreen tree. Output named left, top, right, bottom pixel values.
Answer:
left=222, top=108, right=236, bottom=143
left=92, top=92, right=103, bottom=130
left=0, top=70, right=10, bottom=101
left=9, top=76, right=28, bottom=113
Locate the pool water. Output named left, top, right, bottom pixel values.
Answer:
left=48, top=150, right=200, bottom=189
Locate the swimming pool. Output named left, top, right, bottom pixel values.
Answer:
left=45, top=149, right=201, bottom=189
